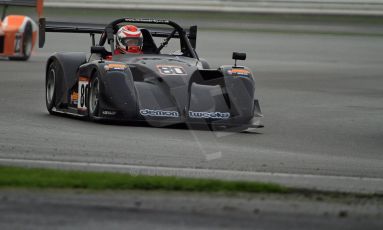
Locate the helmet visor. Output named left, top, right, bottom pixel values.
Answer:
left=119, top=37, right=143, bottom=47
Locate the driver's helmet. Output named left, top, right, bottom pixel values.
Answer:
left=116, top=25, right=143, bottom=54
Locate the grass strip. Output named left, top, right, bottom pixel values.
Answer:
left=0, top=166, right=288, bottom=193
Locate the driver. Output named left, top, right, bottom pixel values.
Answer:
left=115, top=25, right=143, bottom=54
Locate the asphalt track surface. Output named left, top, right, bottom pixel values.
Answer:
left=1, top=24, right=383, bottom=193
left=1, top=17, right=383, bottom=229
left=1, top=189, right=383, bottom=230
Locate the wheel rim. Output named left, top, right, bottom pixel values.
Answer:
left=46, top=69, right=55, bottom=105
left=89, top=78, right=99, bottom=115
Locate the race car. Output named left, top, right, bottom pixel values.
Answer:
left=0, top=0, right=43, bottom=60
left=39, top=17, right=263, bottom=130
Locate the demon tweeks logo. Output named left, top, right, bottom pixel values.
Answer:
left=189, top=111, right=230, bottom=119
left=140, top=109, right=179, bottom=118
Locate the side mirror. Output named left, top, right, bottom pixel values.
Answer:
left=91, top=46, right=110, bottom=57
left=232, top=52, right=246, bottom=67
left=232, top=52, right=246, bottom=60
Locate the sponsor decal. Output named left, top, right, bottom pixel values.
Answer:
left=189, top=111, right=230, bottom=119
left=14, top=34, right=22, bottom=53
left=102, top=110, right=117, bottom=116
left=157, top=65, right=187, bottom=75
left=104, top=64, right=127, bottom=71
left=140, top=109, right=179, bottom=118
left=71, top=92, right=79, bottom=105
left=227, top=69, right=251, bottom=77
left=125, top=18, right=169, bottom=24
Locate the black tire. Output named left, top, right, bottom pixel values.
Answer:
left=88, top=73, right=100, bottom=121
left=46, top=61, right=59, bottom=114
left=9, top=22, right=33, bottom=61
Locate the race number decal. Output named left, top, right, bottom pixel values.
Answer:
left=78, top=78, right=89, bottom=110
left=157, top=65, right=186, bottom=75
left=14, top=34, right=22, bottom=53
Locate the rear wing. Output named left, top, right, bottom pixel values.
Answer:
left=38, top=18, right=197, bottom=50
left=1, top=0, right=43, bottom=19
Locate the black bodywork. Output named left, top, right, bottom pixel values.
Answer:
left=40, top=18, right=263, bottom=130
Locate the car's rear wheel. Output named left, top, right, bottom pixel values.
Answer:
left=46, top=61, right=59, bottom=114
left=88, top=73, right=100, bottom=121
left=9, top=22, right=32, bottom=61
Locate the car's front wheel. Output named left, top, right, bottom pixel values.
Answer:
left=46, top=61, right=59, bottom=114
left=9, top=22, right=33, bottom=61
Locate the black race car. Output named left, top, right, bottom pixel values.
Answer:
left=39, top=17, right=263, bottom=130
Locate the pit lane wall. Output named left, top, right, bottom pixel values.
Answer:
left=44, top=0, right=383, bottom=16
